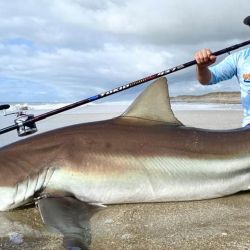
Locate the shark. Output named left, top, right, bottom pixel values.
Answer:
left=0, top=77, right=250, bottom=249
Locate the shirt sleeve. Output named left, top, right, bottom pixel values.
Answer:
left=209, top=54, right=237, bottom=85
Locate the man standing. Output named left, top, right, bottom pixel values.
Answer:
left=195, top=16, right=250, bottom=127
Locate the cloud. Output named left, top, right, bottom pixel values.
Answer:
left=0, top=0, right=249, bottom=102
left=97, top=0, right=249, bottom=44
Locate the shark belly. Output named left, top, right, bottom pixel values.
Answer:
left=46, top=154, right=250, bottom=204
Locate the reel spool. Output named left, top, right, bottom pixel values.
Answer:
left=1, top=104, right=37, bottom=137
left=14, top=114, right=37, bottom=137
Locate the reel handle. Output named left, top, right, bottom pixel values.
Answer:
left=0, top=104, right=10, bottom=111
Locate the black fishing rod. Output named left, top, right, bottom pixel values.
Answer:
left=1, top=39, right=250, bottom=136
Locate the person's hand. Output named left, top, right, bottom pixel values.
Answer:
left=194, top=49, right=216, bottom=68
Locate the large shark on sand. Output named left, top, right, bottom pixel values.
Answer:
left=0, top=77, right=250, bottom=249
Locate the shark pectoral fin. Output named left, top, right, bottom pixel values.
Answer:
left=37, top=197, right=102, bottom=250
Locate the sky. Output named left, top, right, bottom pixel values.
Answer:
left=0, top=0, right=249, bottom=103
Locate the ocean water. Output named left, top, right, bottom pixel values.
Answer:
left=0, top=102, right=242, bottom=148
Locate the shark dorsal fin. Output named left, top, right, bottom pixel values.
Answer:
left=122, top=77, right=182, bottom=126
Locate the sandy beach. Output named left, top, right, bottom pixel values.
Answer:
left=0, top=105, right=249, bottom=250
left=1, top=0, right=249, bottom=249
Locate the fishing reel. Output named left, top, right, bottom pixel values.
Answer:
left=0, top=104, right=37, bottom=137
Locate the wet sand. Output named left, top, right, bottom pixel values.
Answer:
left=0, top=109, right=243, bottom=148
left=1, top=109, right=249, bottom=250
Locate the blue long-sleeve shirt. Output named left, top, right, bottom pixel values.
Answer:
left=209, top=47, right=250, bottom=126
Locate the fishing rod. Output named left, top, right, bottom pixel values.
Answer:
left=1, top=39, right=250, bottom=137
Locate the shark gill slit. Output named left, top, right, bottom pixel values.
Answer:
left=11, top=167, right=56, bottom=208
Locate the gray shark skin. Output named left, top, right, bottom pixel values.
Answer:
left=0, top=77, right=250, bottom=249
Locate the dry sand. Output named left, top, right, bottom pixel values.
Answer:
left=0, top=109, right=249, bottom=250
